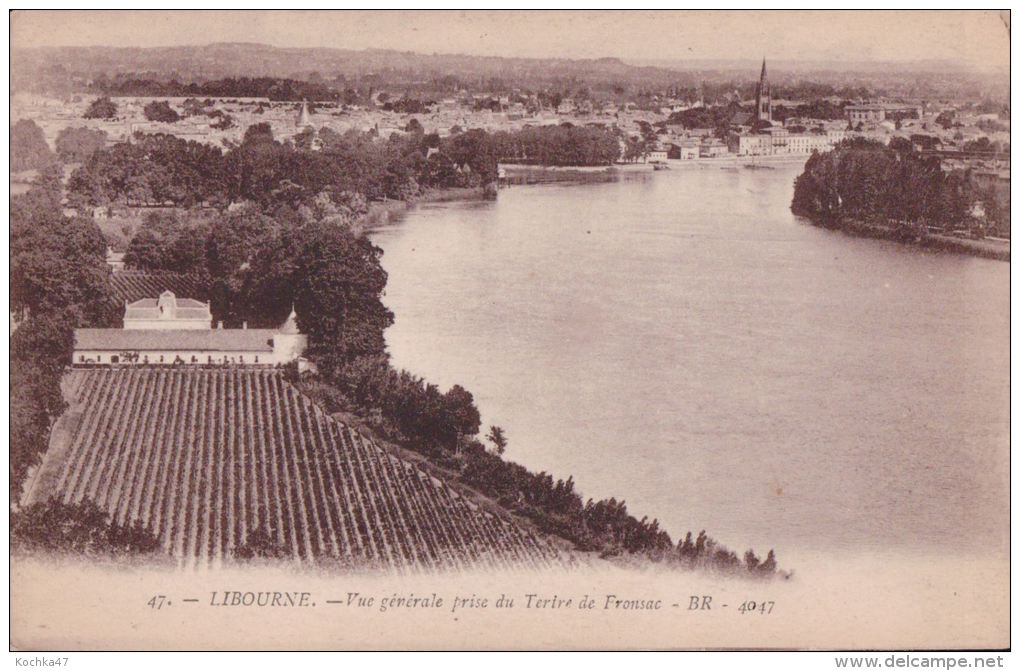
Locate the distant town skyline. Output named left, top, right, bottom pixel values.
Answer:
left=11, top=10, right=1010, bottom=71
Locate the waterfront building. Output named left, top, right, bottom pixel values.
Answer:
left=785, top=133, right=832, bottom=154
left=728, top=127, right=836, bottom=156
left=699, top=138, right=728, bottom=158
left=648, top=149, right=668, bottom=162
left=676, top=140, right=700, bottom=160
left=826, top=129, right=850, bottom=145
left=728, top=132, right=772, bottom=156
left=846, top=104, right=921, bottom=127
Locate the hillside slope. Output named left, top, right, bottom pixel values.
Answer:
left=24, top=368, right=565, bottom=571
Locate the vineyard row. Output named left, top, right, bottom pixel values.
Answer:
left=33, top=368, right=564, bottom=571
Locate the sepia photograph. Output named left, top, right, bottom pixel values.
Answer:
left=7, top=9, right=1011, bottom=655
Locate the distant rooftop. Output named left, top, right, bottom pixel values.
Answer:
left=845, top=103, right=917, bottom=111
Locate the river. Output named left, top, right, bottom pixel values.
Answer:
left=368, top=161, right=1009, bottom=566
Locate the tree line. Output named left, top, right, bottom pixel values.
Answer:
left=11, top=166, right=119, bottom=502
left=66, top=121, right=626, bottom=211
left=791, top=138, right=989, bottom=235
left=12, top=498, right=160, bottom=557
left=490, top=124, right=620, bottom=166
left=11, top=118, right=106, bottom=170
left=66, top=124, right=501, bottom=209
left=86, top=76, right=344, bottom=102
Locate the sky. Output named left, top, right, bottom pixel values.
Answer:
left=10, top=10, right=1011, bottom=69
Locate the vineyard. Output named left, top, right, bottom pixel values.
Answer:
left=25, top=368, right=565, bottom=571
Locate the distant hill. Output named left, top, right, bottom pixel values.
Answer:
left=631, top=57, right=993, bottom=74
left=11, top=42, right=1008, bottom=102
left=12, top=42, right=692, bottom=91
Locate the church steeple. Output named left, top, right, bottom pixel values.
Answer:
left=754, top=57, right=772, bottom=124
left=296, top=100, right=311, bottom=129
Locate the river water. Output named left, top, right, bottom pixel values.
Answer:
left=368, top=161, right=1009, bottom=565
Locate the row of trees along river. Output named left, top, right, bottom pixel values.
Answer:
left=11, top=115, right=631, bottom=212
left=11, top=119, right=781, bottom=577
left=791, top=138, right=1008, bottom=240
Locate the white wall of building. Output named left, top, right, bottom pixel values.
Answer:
left=75, top=349, right=278, bottom=365
left=74, top=336, right=306, bottom=367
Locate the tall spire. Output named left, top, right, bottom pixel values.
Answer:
left=296, top=100, right=311, bottom=128
left=754, top=57, right=772, bottom=124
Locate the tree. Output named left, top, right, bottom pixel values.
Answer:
left=10, top=119, right=54, bottom=172
left=293, top=218, right=394, bottom=376
left=935, top=111, right=955, bottom=129
left=181, top=97, right=210, bottom=117
left=143, top=100, right=180, bottom=123
left=83, top=96, right=117, bottom=119
left=68, top=132, right=225, bottom=207
left=11, top=361, right=53, bottom=501
left=442, top=129, right=498, bottom=184
left=791, top=139, right=980, bottom=235
left=294, top=126, right=317, bottom=151
left=444, top=385, right=482, bottom=443
left=11, top=181, right=114, bottom=324
left=210, top=113, right=235, bottom=130
left=242, top=122, right=275, bottom=146
left=486, top=425, right=508, bottom=456
left=11, top=498, right=160, bottom=555
left=204, top=206, right=284, bottom=325
left=55, top=126, right=108, bottom=163
left=10, top=306, right=80, bottom=502
left=124, top=211, right=208, bottom=275
left=405, top=117, right=424, bottom=134
left=888, top=136, right=912, bottom=155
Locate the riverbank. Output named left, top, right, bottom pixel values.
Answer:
left=364, top=185, right=493, bottom=227
left=923, top=233, right=1011, bottom=261
left=498, top=155, right=814, bottom=184
left=500, top=163, right=620, bottom=186
left=667, top=154, right=812, bottom=169
left=806, top=216, right=1010, bottom=262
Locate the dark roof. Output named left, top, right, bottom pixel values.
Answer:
left=75, top=328, right=276, bottom=352
left=110, top=271, right=210, bottom=305
left=124, top=293, right=212, bottom=322
left=278, top=309, right=300, bottom=335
